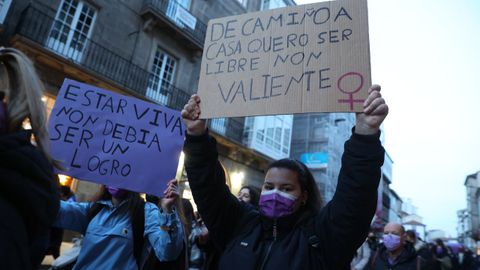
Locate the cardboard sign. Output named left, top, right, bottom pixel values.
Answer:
left=197, top=0, right=370, bottom=118
left=48, top=79, right=185, bottom=196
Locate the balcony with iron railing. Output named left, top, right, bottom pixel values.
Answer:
left=13, top=5, right=244, bottom=143
left=14, top=5, right=191, bottom=110
left=140, top=0, right=207, bottom=49
left=209, top=117, right=245, bottom=144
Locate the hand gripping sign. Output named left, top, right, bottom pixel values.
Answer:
left=197, top=0, right=371, bottom=118
left=48, top=79, right=185, bottom=196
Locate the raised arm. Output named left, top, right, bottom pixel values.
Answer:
left=144, top=202, right=183, bottom=261
left=53, top=201, right=90, bottom=233
left=182, top=95, right=251, bottom=248
left=316, top=85, right=388, bottom=268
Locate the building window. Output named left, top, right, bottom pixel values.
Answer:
left=236, top=0, right=248, bottom=8
left=146, top=47, right=177, bottom=105
left=256, top=131, right=264, bottom=143
left=314, top=116, right=326, bottom=124
left=245, top=115, right=292, bottom=159
left=243, top=117, right=254, bottom=144
left=282, top=128, right=290, bottom=154
left=310, top=142, right=326, bottom=152
left=313, top=126, right=327, bottom=140
left=265, top=117, right=275, bottom=149
left=0, top=0, right=12, bottom=24
left=251, top=116, right=265, bottom=143
left=177, top=0, right=191, bottom=9
left=210, top=118, right=227, bottom=135
left=47, top=0, right=97, bottom=62
left=261, top=0, right=286, bottom=10
left=166, top=0, right=195, bottom=29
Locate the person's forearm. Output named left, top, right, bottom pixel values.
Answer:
left=159, top=211, right=184, bottom=261
left=160, top=203, right=173, bottom=214
left=184, top=133, right=246, bottom=248
left=354, top=123, right=379, bottom=135
left=53, top=201, right=89, bottom=233
left=317, top=130, right=384, bottom=267
left=147, top=206, right=183, bottom=261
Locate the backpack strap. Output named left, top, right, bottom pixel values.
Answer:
left=417, top=255, right=423, bottom=270
left=87, top=203, right=104, bottom=222
left=370, top=249, right=379, bottom=269
left=131, top=199, right=145, bottom=269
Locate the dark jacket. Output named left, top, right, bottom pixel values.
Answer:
left=184, top=130, right=385, bottom=270
left=372, top=243, right=422, bottom=270
left=416, top=242, right=435, bottom=270
left=0, top=131, right=60, bottom=270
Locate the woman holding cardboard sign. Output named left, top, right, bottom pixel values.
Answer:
left=181, top=85, right=388, bottom=269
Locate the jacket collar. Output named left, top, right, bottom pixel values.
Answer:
left=0, top=129, right=33, bottom=150
left=97, top=198, right=130, bottom=209
left=259, top=209, right=311, bottom=239
left=379, top=242, right=417, bottom=265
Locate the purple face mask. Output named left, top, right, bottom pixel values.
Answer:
left=106, top=186, right=127, bottom=199
left=436, top=246, right=444, bottom=255
left=383, top=234, right=401, bottom=251
left=259, top=189, right=297, bottom=218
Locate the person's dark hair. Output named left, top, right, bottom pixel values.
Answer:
left=267, top=159, right=323, bottom=214
left=178, top=198, right=194, bottom=237
left=405, top=230, right=417, bottom=240
left=240, top=185, right=260, bottom=207
left=432, top=238, right=449, bottom=257
left=89, top=185, right=111, bottom=202
left=180, top=198, right=194, bottom=223
left=60, top=185, right=72, bottom=198
left=146, top=194, right=160, bottom=205
left=434, top=239, right=446, bottom=248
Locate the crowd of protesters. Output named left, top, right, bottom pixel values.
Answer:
left=0, top=46, right=477, bottom=270
left=351, top=222, right=479, bottom=270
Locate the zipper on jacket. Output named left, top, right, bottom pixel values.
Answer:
left=272, top=220, right=277, bottom=240
left=259, top=220, right=277, bottom=270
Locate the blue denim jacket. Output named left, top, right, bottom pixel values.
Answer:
left=54, top=200, right=183, bottom=269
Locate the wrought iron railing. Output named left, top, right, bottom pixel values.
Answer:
left=141, top=0, right=207, bottom=48
left=209, top=117, right=245, bottom=144
left=16, top=6, right=150, bottom=96
left=145, top=79, right=192, bottom=110
left=15, top=5, right=192, bottom=110
left=15, top=5, right=243, bottom=142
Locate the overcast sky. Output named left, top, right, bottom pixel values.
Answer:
left=295, top=0, right=480, bottom=236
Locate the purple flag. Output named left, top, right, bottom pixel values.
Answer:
left=48, top=79, right=185, bottom=196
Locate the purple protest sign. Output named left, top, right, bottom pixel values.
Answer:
left=48, top=79, right=185, bottom=196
